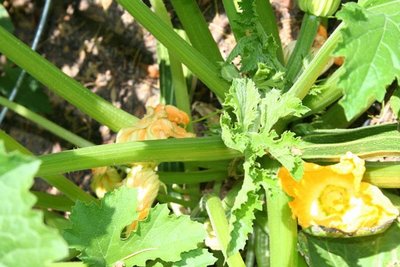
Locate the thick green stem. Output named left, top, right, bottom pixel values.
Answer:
left=0, top=130, right=96, bottom=203
left=285, top=13, right=320, bottom=87
left=33, top=132, right=400, bottom=176
left=170, top=0, right=223, bottom=63
left=33, top=191, right=74, bottom=212
left=245, top=232, right=256, bottom=267
left=205, top=195, right=246, bottom=267
left=151, top=0, right=192, bottom=129
left=301, top=129, right=400, bottom=160
left=288, top=23, right=343, bottom=100
left=266, top=182, right=298, bottom=267
left=0, top=26, right=137, bottom=132
left=158, top=170, right=227, bottom=184
left=0, top=96, right=94, bottom=147
left=37, top=137, right=241, bottom=176
left=364, top=162, right=400, bottom=188
left=254, top=0, right=284, bottom=64
left=117, top=0, right=230, bottom=100
left=254, top=223, right=270, bottom=267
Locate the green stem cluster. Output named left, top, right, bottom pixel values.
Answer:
left=117, top=0, right=230, bottom=100
left=0, top=26, right=138, bottom=132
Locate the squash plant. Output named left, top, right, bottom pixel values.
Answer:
left=1, top=0, right=400, bottom=266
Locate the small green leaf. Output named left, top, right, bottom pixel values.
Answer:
left=299, top=222, right=400, bottom=267
left=252, top=131, right=304, bottom=180
left=64, top=186, right=206, bottom=267
left=259, top=89, right=309, bottom=133
left=221, top=78, right=260, bottom=152
left=0, top=145, right=68, bottom=267
left=335, top=0, right=400, bottom=119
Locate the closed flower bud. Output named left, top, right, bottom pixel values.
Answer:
left=298, top=0, right=341, bottom=17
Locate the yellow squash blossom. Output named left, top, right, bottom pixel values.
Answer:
left=279, top=152, right=399, bottom=236
left=116, top=104, right=195, bottom=143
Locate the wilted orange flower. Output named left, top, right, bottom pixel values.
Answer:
left=124, top=164, right=160, bottom=233
left=90, top=166, right=122, bottom=198
left=116, top=104, right=195, bottom=143
left=279, top=152, right=399, bottom=236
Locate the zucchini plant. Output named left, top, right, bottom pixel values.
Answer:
left=1, top=0, right=400, bottom=266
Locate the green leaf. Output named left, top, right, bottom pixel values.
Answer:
left=259, top=89, right=309, bottom=133
left=0, top=4, right=13, bottom=33
left=252, top=131, right=304, bottom=180
left=335, top=0, right=400, bottom=119
left=221, top=78, right=307, bottom=254
left=299, top=222, right=400, bottom=267
left=64, top=187, right=206, bottom=267
left=226, top=1, right=282, bottom=75
left=0, top=145, right=68, bottom=267
left=221, top=78, right=260, bottom=152
left=228, top=185, right=263, bottom=255
left=172, top=248, right=217, bottom=267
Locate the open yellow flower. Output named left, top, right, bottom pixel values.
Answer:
left=278, top=152, right=399, bottom=236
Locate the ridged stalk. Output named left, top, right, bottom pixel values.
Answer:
left=205, top=195, right=246, bottom=267
left=170, top=0, right=223, bottom=63
left=285, top=13, right=320, bottom=87
left=288, top=23, right=343, bottom=100
left=151, top=0, right=192, bottom=128
left=37, top=137, right=241, bottom=176
left=266, top=182, right=298, bottom=267
left=117, top=0, right=230, bottom=100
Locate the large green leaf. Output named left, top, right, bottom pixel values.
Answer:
left=300, top=222, right=400, bottom=266
left=0, top=145, right=68, bottom=267
left=335, top=0, right=400, bottom=119
left=64, top=187, right=206, bottom=267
